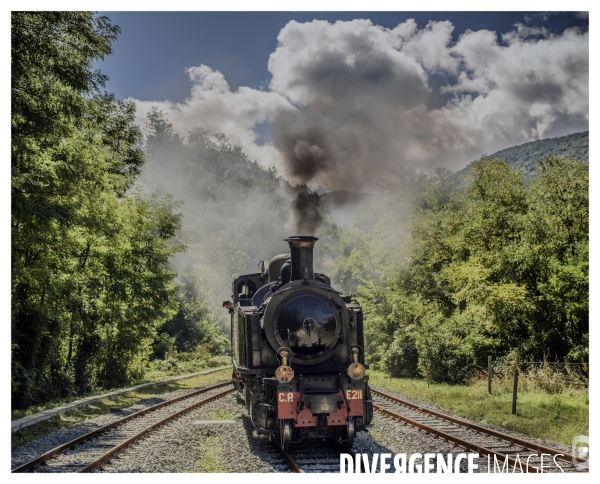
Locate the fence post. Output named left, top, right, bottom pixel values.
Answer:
left=488, top=356, right=492, bottom=394
left=512, top=369, right=519, bottom=415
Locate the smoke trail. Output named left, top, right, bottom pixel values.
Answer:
left=288, top=185, right=323, bottom=235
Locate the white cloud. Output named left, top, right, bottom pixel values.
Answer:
left=267, top=19, right=430, bottom=109
left=448, top=25, right=589, bottom=140
left=398, top=20, right=458, bottom=72
left=132, top=18, right=588, bottom=192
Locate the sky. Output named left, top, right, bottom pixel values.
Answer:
left=97, top=11, right=588, bottom=103
left=94, top=10, right=589, bottom=186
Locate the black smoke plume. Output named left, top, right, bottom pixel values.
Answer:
left=289, top=185, right=323, bottom=235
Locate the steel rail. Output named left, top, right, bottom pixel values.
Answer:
left=373, top=402, right=544, bottom=473
left=80, top=387, right=235, bottom=472
left=279, top=449, right=305, bottom=473
left=12, top=381, right=233, bottom=473
left=279, top=444, right=362, bottom=473
left=371, top=388, right=581, bottom=464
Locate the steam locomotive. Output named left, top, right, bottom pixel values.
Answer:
left=230, top=236, right=373, bottom=450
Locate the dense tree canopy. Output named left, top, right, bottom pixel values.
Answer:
left=332, top=156, right=588, bottom=382
left=11, top=12, right=182, bottom=409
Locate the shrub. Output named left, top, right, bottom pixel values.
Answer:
left=414, top=314, right=478, bottom=384
left=383, top=326, right=419, bottom=377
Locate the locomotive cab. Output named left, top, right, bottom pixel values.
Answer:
left=231, top=236, right=373, bottom=450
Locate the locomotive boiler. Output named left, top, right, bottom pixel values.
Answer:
left=230, top=236, right=373, bottom=450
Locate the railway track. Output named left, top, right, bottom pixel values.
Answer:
left=371, top=386, right=587, bottom=473
left=12, top=381, right=234, bottom=473
left=279, top=443, right=364, bottom=473
left=13, top=380, right=587, bottom=473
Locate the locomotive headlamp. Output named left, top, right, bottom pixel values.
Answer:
left=347, top=347, right=365, bottom=380
left=275, top=350, right=294, bottom=383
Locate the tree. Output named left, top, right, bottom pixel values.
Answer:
left=333, top=156, right=588, bottom=382
left=140, top=110, right=291, bottom=335
left=154, top=272, right=228, bottom=356
left=11, top=12, right=182, bottom=408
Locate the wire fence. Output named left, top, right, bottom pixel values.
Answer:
left=489, top=359, right=589, bottom=391
left=483, top=357, right=589, bottom=424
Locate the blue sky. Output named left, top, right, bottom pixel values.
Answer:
left=97, top=11, right=588, bottom=103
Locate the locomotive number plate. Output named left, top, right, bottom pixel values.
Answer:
left=346, top=389, right=363, bottom=400
left=278, top=392, right=294, bottom=402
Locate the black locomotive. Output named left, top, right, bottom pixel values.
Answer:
left=230, top=236, right=373, bottom=450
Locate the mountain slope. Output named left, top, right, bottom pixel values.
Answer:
left=454, top=131, right=589, bottom=180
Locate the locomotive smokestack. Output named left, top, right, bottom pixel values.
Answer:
left=284, top=236, right=318, bottom=282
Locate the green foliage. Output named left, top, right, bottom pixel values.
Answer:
left=11, top=13, right=183, bottom=409
left=336, top=156, right=588, bottom=383
left=154, top=272, right=229, bottom=356
left=384, top=326, right=419, bottom=378
left=327, top=170, right=446, bottom=292
left=151, top=332, right=176, bottom=360
left=147, top=346, right=230, bottom=377
left=414, top=314, right=475, bottom=384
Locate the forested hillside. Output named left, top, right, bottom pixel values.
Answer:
left=454, top=131, right=589, bottom=181
left=139, top=109, right=292, bottom=343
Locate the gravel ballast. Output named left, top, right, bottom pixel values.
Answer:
left=98, top=393, right=286, bottom=473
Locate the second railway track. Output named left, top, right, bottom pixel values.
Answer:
left=371, top=386, right=587, bottom=473
left=12, top=381, right=234, bottom=473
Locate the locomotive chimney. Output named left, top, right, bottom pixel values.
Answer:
left=284, top=236, right=318, bottom=282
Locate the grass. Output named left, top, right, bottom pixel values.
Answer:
left=189, top=405, right=240, bottom=472
left=192, top=435, right=226, bottom=473
left=11, top=368, right=231, bottom=450
left=11, top=356, right=231, bottom=422
left=369, top=371, right=588, bottom=447
left=206, top=408, right=238, bottom=420
left=144, top=354, right=231, bottom=382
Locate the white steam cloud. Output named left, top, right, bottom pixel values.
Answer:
left=134, top=65, right=294, bottom=169
left=133, top=18, right=588, bottom=192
